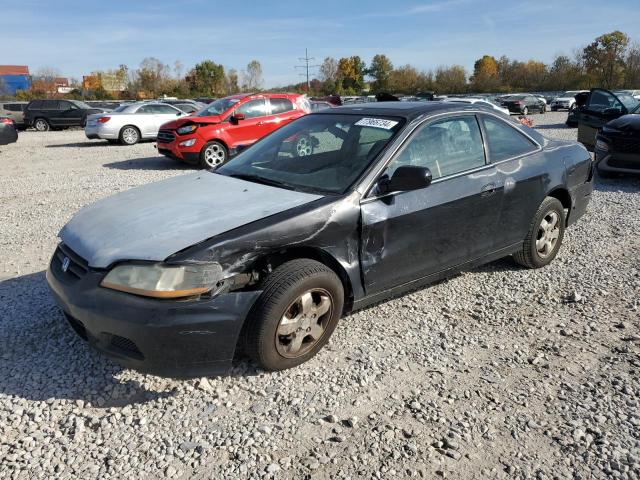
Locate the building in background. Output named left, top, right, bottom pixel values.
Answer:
left=0, top=65, right=31, bottom=95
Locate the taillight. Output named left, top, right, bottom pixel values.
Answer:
left=0, top=118, right=12, bottom=125
left=97, top=117, right=111, bottom=123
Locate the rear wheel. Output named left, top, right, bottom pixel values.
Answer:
left=522, top=106, right=529, bottom=116
left=119, top=126, right=140, bottom=145
left=514, top=197, right=565, bottom=269
left=243, top=259, right=344, bottom=371
left=34, top=118, right=49, bottom=132
left=199, top=141, right=227, bottom=169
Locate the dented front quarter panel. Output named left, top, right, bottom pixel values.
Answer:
left=168, top=192, right=366, bottom=304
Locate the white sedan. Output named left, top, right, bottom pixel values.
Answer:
left=85, top=102, right=186, bottom=145
left=444, top=97, right=511, bottom=116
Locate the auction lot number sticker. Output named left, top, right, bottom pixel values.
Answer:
left=355, top=118, right=399, bottom=129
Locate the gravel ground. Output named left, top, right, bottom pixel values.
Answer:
left=1, top=113, right=639, bottom=480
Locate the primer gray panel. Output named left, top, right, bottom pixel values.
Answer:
left=60, top=172, right=322, bottom=268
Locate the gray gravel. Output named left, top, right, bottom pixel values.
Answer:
left=1, top=113, right=639, bottom=479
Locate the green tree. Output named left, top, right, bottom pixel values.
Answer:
left=189, top=60, right=226, bottom=96
left=368, top=54, right=394, bottom=93
left=583, top=31, right=629, bottom=88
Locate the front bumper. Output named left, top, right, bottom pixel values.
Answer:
left=595, top=134, right=640, bottom=175
left=156, top=129, right=202, bottom=164
left=46, top=245, right=261, bottom=377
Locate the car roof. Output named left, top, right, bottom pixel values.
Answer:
left=316, top=101, right=493, bottom=120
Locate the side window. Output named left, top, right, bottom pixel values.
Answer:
left=236, top=99, right=268, bottom=119
left=587, top=90, right=623, bottom=112
left=482, top=116, right=537, bottom=162
left=384, top=115, right=485, bottom=181
left=29, top=100, right=43, bottom=110
left=153, top=104, right=179, bottom=114
left=58, top=101, right=72, bottom=110
left=270, top=98, right=294, bottom=115
left=136, top=105, right=154, bottom=114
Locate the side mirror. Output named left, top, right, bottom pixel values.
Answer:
left=378, top=165, right=432, bottom=194
left=231, top=112, right=245, bottom=124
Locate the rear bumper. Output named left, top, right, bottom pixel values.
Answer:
left=0, top=128, right=18, bottom=145
left=46, top=247, right=261, bottom=378
left=85, top=124, right=119, bottom=140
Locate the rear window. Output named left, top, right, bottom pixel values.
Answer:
left=482, top=116, right=538, bottom=162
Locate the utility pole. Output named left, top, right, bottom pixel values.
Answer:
left=295, top=48, right=320, bottom=92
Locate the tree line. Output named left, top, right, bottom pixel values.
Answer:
left=3, top=30, right=638, bottom=101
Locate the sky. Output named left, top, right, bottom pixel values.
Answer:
left=1, top=0, right=639, bottom=87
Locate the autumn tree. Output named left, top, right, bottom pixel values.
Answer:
left=337, top=56, right=365, bottom=94
left=368, top=54, right=394, bottom=93
left=471, top=55, right=499, bottom=92
left=435, top=65, right=467, bottom=93
left=242, top=60, right=263, bottom=91
left=226, top=68, right=240, bottom=94
left=134, top=57, right=171, bottom=96
left=623, top=42, right=640, bottom=89
left=583, top=31, right=629, bottom=88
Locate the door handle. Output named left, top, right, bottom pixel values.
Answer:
left=481, top=183, right=497, bottom=197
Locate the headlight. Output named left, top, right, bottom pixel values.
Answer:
left=179, top=138, right=196, bottom=147
left=595, top=139, right=609, bottom=151
left=101, top=262, right=223, bottom=299
left=177, top=124, right=198, bottom=135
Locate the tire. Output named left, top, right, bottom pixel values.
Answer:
left=199, top=141, right=227, bottom=169
left=539, top=104, right=546, bottom=114
left=513, top=197, right=565, bottom=269
left=34, top=118, right=49, bottom=132
left=293, top=134, right=314, bottom=157
left=119, top=125, right=140, bottom=145
left=522, top=107, right=529, bottom=116
left=243, top=259, right=344, bottom=371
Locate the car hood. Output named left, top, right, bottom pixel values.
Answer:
left=161, top=114, right=223, bottom=130
left=606, top=114, right=640, bottom=132
left=60, top=172, right=322, bottom=268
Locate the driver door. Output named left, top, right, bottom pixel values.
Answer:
left=577, top=89, right=627, bottom=149
left=226, top=98, right=271, bottom=148
left=360, top=114, right=502, bottom=295
left=57, top=101, right=83, bottom=126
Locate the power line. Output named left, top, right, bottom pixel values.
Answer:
left=295, top=48, right=321, bottom=92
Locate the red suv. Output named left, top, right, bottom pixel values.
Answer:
left=157, top=93, right=310, bottom=168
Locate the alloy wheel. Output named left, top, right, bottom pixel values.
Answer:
left=536, top=211, right=560, bottom=258
left=275, top=289, right=333, bottom=358
left=204, top=144, right=226, bottom=168
left=35, top=119, right=48, bottom=131
left=122, top=127, right=138, bottom=145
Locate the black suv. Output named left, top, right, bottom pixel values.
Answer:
left=24, top=99, right=103, bottom=131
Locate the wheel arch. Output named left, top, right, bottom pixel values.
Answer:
left=251, top=246, right=354, bottom=314
left=546, top=187, right=572, bottom=224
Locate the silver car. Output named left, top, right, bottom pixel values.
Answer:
left=85, top=102, right=186, bottom=145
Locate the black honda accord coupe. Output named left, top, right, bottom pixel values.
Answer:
left=47, top=102, right=594, bottom=377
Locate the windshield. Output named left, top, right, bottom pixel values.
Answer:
left=618, top=94, right=639, bottom=110
left=71, top=100, right=92, bottom=109
left=217, top=114, right=405, bottom=194
left=196, top=97, right=241, bottom=117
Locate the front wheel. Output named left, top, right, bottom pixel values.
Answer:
left=243, top=259, right=344, bottom=371
left=199, top=141, right=227, bottom=169
left=513, top=197, right=565, bottom=269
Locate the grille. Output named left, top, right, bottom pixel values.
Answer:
left=52, top=244, right=89, bottom=283
left=611, top=137, right=640, bottom=154
left=110, top=335, right=144, bottom=360
left=157, top=129, right=175, bottom=143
